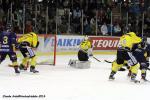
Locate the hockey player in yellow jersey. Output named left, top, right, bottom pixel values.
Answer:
left=109, top=32, right=142, bottom=83
left=18, top=32, right=39, bottom=73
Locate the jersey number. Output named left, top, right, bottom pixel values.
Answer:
left=3, top=36, right=8, bottom=44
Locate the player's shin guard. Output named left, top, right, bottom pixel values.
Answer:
left=130, top=63, right=140, bottom=75
left=130, top=63, right=140, bottom=82
left=109, top=61, right=123, bottom=80
left=22, top=57, right=28, bottom=65
left=112, top=61, right=123, bottom=72
left=30, top=56, right=36, bottom=66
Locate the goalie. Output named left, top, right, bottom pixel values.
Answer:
left=68, top=36, right=93, bottom=68
left=78, top=36, right=93, bottom=61
left=17, top=32, right=39, bottom=73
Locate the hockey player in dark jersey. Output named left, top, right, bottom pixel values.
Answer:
left=128, top=37, right=150, bottom=81
left=0, top=24, right=20, bottom=73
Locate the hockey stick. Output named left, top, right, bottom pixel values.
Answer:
left=8, top=61, right=29, bottom=68
left=8, top=64, right=14, bottom=67
left=146, top=67, right=150, bottom=71
left=93, top=56, right=101, bottom=62
left=104, top=60, right=113, bottom=63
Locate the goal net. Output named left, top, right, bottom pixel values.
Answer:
left=36, top=34, right=56, bottom=65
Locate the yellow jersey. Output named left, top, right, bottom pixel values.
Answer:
left=18, top=32, right=38, bottom=48
left=79, top=40, right=92, bottom=51
left=119, top=32, right=142, bottom=50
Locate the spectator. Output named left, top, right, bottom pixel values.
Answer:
left=73, top=7, right=81, bottom=19
left=90, top=17, right=95, bottom=34
left=72, top=7, right=81, bottom=33
left=113, top=23, right=122, bottom=36
left=0, top=0, right=149, bottom=36
left=101, top=22, right=108, bottom=35
left=84, top=18, right=92, bottom=35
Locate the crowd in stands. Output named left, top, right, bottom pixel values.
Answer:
left=0, top=0, right=149, bottom=37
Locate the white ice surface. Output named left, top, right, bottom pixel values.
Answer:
left=0, top=55, right=150, bottom=100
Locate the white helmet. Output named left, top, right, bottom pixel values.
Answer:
left=84, top=35, right=89, bottom=40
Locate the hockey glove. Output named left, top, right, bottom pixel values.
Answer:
left=140, top=62, right=148, bottom=70
left=88, top=53, right=93, bottom=57
left=88, top=48, right=93, bottom=57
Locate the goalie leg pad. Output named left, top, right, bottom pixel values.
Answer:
left=70, top=60, right=91, bottom=69
left=76, top=61, right=91, bottom=69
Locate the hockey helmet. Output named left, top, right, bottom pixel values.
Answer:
left=84, top=35, right=89, bottom=40
left=127, top=32, right=137, bottom=37
left=29, top=32, right=36, bottom=36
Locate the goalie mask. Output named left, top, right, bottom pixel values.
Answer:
left=84, top=35, right=89, bottom=41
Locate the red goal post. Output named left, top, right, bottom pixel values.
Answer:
left=36, top=34, right=57, bottom=65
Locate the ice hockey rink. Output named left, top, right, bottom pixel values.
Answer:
left=0, top=54, right=150, bottom=100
